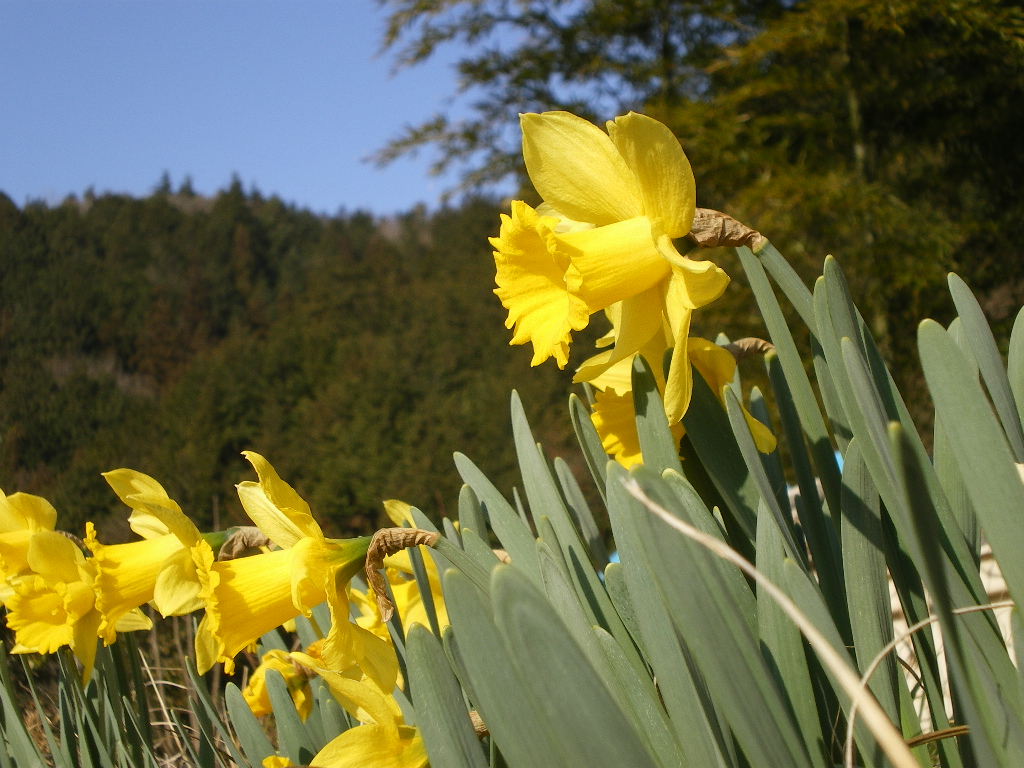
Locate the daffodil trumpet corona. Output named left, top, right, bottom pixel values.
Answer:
left=492, top=110, right=731, bottom=424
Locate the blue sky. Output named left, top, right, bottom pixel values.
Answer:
left=0, top=1, right=489, bottom=215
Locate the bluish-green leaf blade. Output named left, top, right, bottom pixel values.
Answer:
left=570, top=392, right=608, bottom=502
left=493, top=565, right=659, bottom=768
left=225, top=682, right=274, bottom=768
left=454, top=451, right=542, bottom=585
left=406, top=624, right=488, bottom=768
left=948, top=272, right=1024, bottom=460
left=443, top=568, right=572, bottom=768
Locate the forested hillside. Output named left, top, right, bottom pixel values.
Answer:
left=0, top=184, right=584, bottom=537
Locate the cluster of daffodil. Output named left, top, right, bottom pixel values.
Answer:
left=241, top=498, right=447, bottom=768
left=491, top=111, right=775, bottom=464
left=0, top=452, right=444, bottom=768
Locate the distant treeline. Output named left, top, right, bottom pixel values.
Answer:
left=0, top=184, right=588, bottom=538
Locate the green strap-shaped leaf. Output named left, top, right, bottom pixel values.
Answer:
left=225, top=682, right=274, bottom=767
left=443, top=569, right=573, bottom=768
left=554, top=456, right=609, bottom=566
left=812, top=336, right=853, bottom=452
left=724, top=388, right=806, bottom=569
left=919, top=319, right=1024, bottom=613
left=756, top=240, right=818, bottom=332
left=185, top=658, right=247, bottom=768
left=1009, top=307, right=1024, bottom=429
left=492, top=565, right=659, bottom=768
left=447, top=527, right=500, bottom=592
left=948, top=273, right=1024, bottom=460
left=891, top=422, right=1024, bottom=766
left=511, top=393, right=633, bottom=650
left=738, top=246, right=843, bottom=522
left=409, top=538, right=443, bottom=636
left=748, top=385, right=789, bottom=516
left=823, top=260, right=990, bottom=609
left=458, top=484, right=485, bottom=544
left=766, top=351, right=846, bottom=618
left=317, top=684, right=350, bottom=742
left=631, top=355, right=683, bottom=476
left=264, top=667, right=318, bottom=765
left=0, top=654, right=45, bottom=767
left=605, top=463, right=732, bottom=767
left=681, top=364, right=758, bottom=542
left=406, top=624, right=488, bottom=768
left=782, top=559, right=888, bottom=768
left=661, top=469, right=757, bottom=636
left=570, top=392, right=609, bottom=502
left=454, top=451, right=542, bottom=585
left=630, top=466, right=816, bottom=768
left=755, top=501, right=828, bottom=766
left=592, top=627, right=684, bottom=768
left=839, top=439, right=901, bottom=726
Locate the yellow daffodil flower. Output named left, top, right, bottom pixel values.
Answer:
left=291, top=652, right=428, bottom=768
left=0, top=489, right=57, bottom=602
left=492, top=111, right=730, bottom=423
left=591, top=335, right=776, bottom=467
left=243, top=646, right=318, bottom=720
left=193, top=452, right=392, bottom=692
left=89, top=469, right=222, bottom=631
left=4, top=530, right=149, bottom=682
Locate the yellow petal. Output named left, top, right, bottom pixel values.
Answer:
left=262, top=757, right=295, bottom=768
left=745, top=407, right=778, bottom=454
left=687, top=338, right=778, bottom=454
left=382, top=500, right=414, bottom=527
left=27, top=531, right=84, bottom=584
left=128, top=495, right=201, bottom=546
left=688, top=337, right=737, bottom=394
left=590, top=385, right=685, bottom=469
left=572, top=284, right=665, bottom=384
left=0, top=491, right=57, bottom=534
left=112, top=608, right=153, bottom=633
left=663, top=254, right=730, bottom=310
left=312, top=724, right=427, bottom=768
left=238, top=452, right=323, bottom=548
left=607, top=112, right=696, bottom=238
left=289, top=536, right=330, bottom=614
left=244, top=649, right=313, bottom=720
left=590, top=388, right=644, bottom=468
left=102, top=468, right=172, bottom=509
left=292, top=654, right=400, bottom=735
left=521, top=112, right=642, bottom=226
left=310, top=723, right=422, bottom=768
left=560, top=217, right=672, bottom=314
left=492, top=201, right=589, bottom=368
left=153, top=547, right=204, bottom=615
left=71, top=608, right=102, bottom=685
left=322, top=586, right=399, bottom=693
left=663, top=307, right=694, bottom=424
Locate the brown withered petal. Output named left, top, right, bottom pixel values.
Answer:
left=217, top=526, right=273, bottom=561
left=364, top=528, right=440, bottom=621
left=686, top=208, right=766, bottom=251
left=722, top=337, right=775, bottom=361
left=469, top=710, right=489, bottom=738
